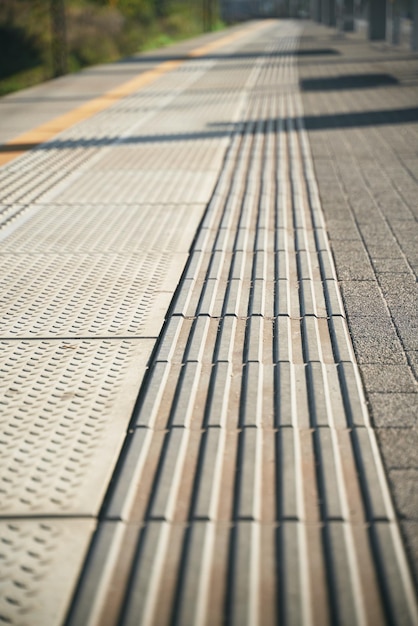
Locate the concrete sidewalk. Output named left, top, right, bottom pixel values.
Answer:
left=0, top=19, right=417, bottom=626
left=298, top=22, right=418, bottom=588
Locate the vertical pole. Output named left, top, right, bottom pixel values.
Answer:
left=208, top=0, right=213, bottom=30
left=388, top=0, right=401, bottom=44
left=413, top=0, right=418, bottom=50
left=321, top=0, right=328, bottom=23
left=50, top=0, right=67, bottom=77
left=312, top=0, right=322, bottom=22
left=203, top=0, right=208, bottom=31
left=289, top=0, right=297, bottom=17
left=368, top=0, right=386, bottom=40
left=321, top=0, right=336, bottom=26
left=342, top=0, right=354, bottom=31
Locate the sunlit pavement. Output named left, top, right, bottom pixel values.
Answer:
left=0, top=20, right=417, bottom=625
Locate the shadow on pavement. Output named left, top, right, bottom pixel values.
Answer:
left=117, top=47, right=340, bottom=65
left=303, top=106, right=418, bottom=129
left=300, top=73, right=399, bottom=91
left=2, top=106, right=418, bottom=154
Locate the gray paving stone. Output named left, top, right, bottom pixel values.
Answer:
left=320, top=200, right=349, bottom=218
left=324, top=219, right=360, bottom=241
left=371, top=258, right=412, bottom=274
left=346, top=314, right=398, bottom=339
left=368, top=393, right=418, bottom=428
left=400, top=250, right=418, bottom=272
left=345, top=314, right=406, bottom=366
left=366, top=243, right=406, bottom=259
left=348, top=200, right=378, bottom=224
left=378, top=274, right=418, bottom=310
left=359, top=223, right=397, bottom=244
left=392, top=314, right=418, bottom=351
left=386, top=219, right=418, bottom=240
left=359, top=364, right=417, bottom=393
left=331, top=241, right=375, bottom=281
left=300, top=22, right=418, bottom=584
left=351, top=334, right=406, bottom=364
left=387, top=469, right=418, bottom=520
left=376, top=429, right=418, bottom=468
left=400, top=521, right=418, bottom=587
left=340, top=281, right=387, bottom=317
left=407, top=351, right=418, bottom=379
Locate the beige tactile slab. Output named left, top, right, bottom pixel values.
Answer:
left=0, top=39, right=248, bottom=209
left=0, top=204, right=206, bottom=255
left=0, top=143, right=99, bottom=176
left=0, top=253, right=184, bottom=337
left=87, top=140, right=228, bottom=172
left=38, top=169, right=220, bottom=205
left=0, top=204, right=29, bottom=233
left=0, top=339, right=154, bottom=515
left=0, top=518, right=95, bottom=626
left=0, top=151, right=97, bottom=206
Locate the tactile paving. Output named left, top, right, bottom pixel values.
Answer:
left=1, top=18, right=417, bottom=626
left=0, top=339, right=154, bottom=514
left=0, top=253, right=180, bottom=337
left=0, top=203, right=205, bottom=254
left=0, top=519, right=95, bottom=626
left=0, top=45, right=246, bottom=211
left=68, top=520, right=416, bottom=626
left=0, top=23, right=278, bottom=626
left=39, top=169, right=219, bottom=205
left=66, top=21, right=418, bottom=626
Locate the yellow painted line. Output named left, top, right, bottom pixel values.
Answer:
left=188, top=20, right=268, bottom=57
left=0, top=21, right=271, bottom=167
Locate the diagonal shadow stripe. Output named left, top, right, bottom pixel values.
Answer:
left=300, top=73, right=399, bottom=91
left=2, top=106, right=418, bottom=156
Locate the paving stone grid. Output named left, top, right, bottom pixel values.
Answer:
left=298, top=22, right=418, bottom=587
left=0, top=19, right=417, bottom=626
left=68, top=23, right=417, bottom=626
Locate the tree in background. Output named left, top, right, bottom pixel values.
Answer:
left=0, top=0, right=220, bottom=94
left=50, top=0, right=67, bottom=76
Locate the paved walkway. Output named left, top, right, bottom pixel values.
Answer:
left=298, top=22, right=418, bottom=590
left=0, top=19, right=417, bottom=626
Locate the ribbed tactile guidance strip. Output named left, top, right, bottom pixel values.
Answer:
left=66, top=22, right=418, bottom=626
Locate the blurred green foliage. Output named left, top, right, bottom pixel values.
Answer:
left=0, top=0, right=220, bottom=95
